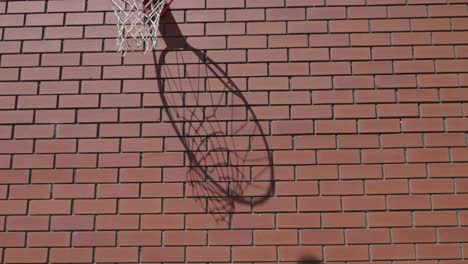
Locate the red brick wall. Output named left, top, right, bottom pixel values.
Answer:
left=1, top=0, right=467, bottom=262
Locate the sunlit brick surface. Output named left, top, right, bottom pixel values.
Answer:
left=0, top=0, right=467, bottom=262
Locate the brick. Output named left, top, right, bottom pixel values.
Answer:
left=23, top=40, right=61, bottom=53
left=141, top=215, right=184, bottom=230
left=74, top=199, right=116, bottom=214
left=351, top=33, right=390, bottom=46
left=389, top=5, right=427, bottom=17
left=311, top=62, right=351, bottom=75
left=99, top=153, right=140, bottom=168
left=163, top=230, right=206, bottom=246
left=45, top=26, right=83, bottom=39
left=326, top=245, right=369, bottom=261
left=53, top=184, right=95, bottom=199
left=100, top=124, right=140, bottom=137
left=353, top=61, right=393, bottom=74
left=271, top=34, right=309, bottom=48
left=343, top=196, right=386, bottom=211
left=347, top=228, right=390, bottom=244
left=207, top=22, right=245, bottom=36
left=26, top=13, right=63, bottom=26
left=270, top=62, right=309, bottom=75
left=66, top=12, right=103, bottom=25
left=402, top=118, right=444, bottom=132
left=417, top=244, right=461, bottom=259
left=209, top=230, right=252, bottom=245
left=438, top=227, right=468, bottom=242
left=3, top=27, right=42, bottom=40
left=231, top=214, right=275, bottom=229
left=371, top=18, right=410, bottom=32
left=56, top=124, right=97, bottom=138
left=47, top=0, right=85, bottom=12
left=119, top=198, right=161, bottom=214
left=377, top=104, right=419, bottom=117
left=120, top=168, right=161, bottom=183
left=384, top=164, right=426, bottom=179
left=371, top=244, right=415, bottom=260
left=29, top=200, right=71, bottom=215
left=349, top=6, right=387, bottom=18
left=186, top=36, right=226, bottom=49
left=95, top=247, right=139, bottom=263
left=415, top=46, right=455, bottom=60
left=82, top=80, right=120, bottom=94
left=407, top=148, right=450, bottom=162
left=279, top=246, right=322, bottom=262
left=301, top=229, right=343, bottom=245
left=28, top=232, right=70, bottom=247
left=50, top=248, right=92, bottom=263
left=331, top=20, right=369, bottom=33
left=51, top=215, right=94, bottom=231
left=399, top=89, right=439, bottom=103
left=388, top=195, right=431, bottom=210
left=308, top=7, right=346, bottom=19
left=229, top=63, right=268, bottom=77
left=227, top=9, right=263, bottom=21
left=7, top=216, right=49, bottom=231
left=368, top=212, right=412, bottom=227
left=410, top=179, right=453, bottom=193
left=253, top=197, right=296, bottom=212
left=0, top=41, right=21, bottom=53
left=288, top=21, right=327, bottom=34
left=187, top=247, right=230, bottom=262
left=64, top=39, right=102, bottom=52
left=323, top=212, right=365, bottom=228
left=141, top=247, right=185, bottom=262
left=0, top=232, right=26, bottom=247
left=275, top=182, right=318, bottom=196
left=0, top=68, right=19, bottom=81
left=433, top=194, right=468, bottom=209
left=233, top=246, right=276, bottom=262
left=414, top=211, right=458, bottom=226
left=2, top=54, right=39, bottom=67
left=447, top=118, right=468, bottom=132
left=0, top=14, right=24, bottom=27
left=73, top=231, right=115, bottom=247
left=0, top=200, right=27, bottom=215
left=429, top=4, right=467, bottom=17
left=42, top=54, right=80, bottom=66
left=393, top=32, right=431, bottom=45
left=290, top=48, right=329, bottom=62
left=39, top=81, right=79, bottom=94
left=392, top=227, right=436, bottom=243
left=319, top=149, right=360, bottom=164
left=35, top=139, right=76, bottom=154
left=35, top=109, right=75, bottom=124
left=310, top=34, right=349, bottom=47
left=4, top=248, right=47, bottom=263
left=441, top=88, right=468, bottom=101
left=373, top=46, right=413, bottom=60
left=96, top=215, right=139, bottom=230
left=246, top=0, right=284, bottom=7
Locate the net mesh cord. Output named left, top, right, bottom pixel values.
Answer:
left=112, top=0, right=167, bottom=55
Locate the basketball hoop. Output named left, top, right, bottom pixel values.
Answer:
left=112, top=0, right=173, bottom=56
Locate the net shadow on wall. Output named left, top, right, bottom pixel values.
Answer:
left=152, top=12, right=275, bottom=226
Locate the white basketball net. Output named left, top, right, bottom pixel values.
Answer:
left=112, top=0, right=167, bottom=56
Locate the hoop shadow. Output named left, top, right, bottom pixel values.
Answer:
left=153, top=12, right=275, bottom=225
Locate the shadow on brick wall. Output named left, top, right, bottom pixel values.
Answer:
left=152, top=11, right=275, bottom=226
left=297, top=255, right=323, bottom=264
